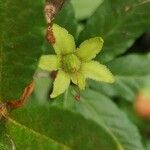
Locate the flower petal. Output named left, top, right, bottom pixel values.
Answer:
left=75, top=37, right=104, bottom=61
left=52, top=24, right=76, bottom=55
left=50, top=70, right=70, bottom=98
left=38, top=55, right=60, bottom=71
left=81, top=61, right=115, bottom=83
left=71, top=72, right=86, bottom=90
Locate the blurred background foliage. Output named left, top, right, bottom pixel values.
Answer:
left=71, top=0, right=103, bottom=20
left=0, top=0, right=150, bottom=149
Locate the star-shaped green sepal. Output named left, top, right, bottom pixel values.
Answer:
left=38, top=24, right=115, bottom=98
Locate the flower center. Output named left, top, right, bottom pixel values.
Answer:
left=62, top=54, right=81, bottom=73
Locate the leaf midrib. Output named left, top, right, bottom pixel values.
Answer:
left=80, top=96, right=124, bottom=150
left=7, top=117, right=70, bottom=149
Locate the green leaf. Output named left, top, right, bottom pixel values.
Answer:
left=58, top=87, right=144, bottom=150
left=0, top=118, right=14, bottom=150
left=1, top=98, right=119, bottom=150
left=146, top=140, right=150, bottom=150
left=89, top=53, right=150, bottom=101
left=55, top=2, right=77, bottom=37
left=71, top=0, right=103, bottom=20
left=6, top=116, right=70, bottom=150
left=78, top=0, right=150, bottom=63
left=0, top=0, right=45, bottom=101
left=28, top=76, right=144, bottom=150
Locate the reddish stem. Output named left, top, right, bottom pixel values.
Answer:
left=6, top=81, right=35, bottom=109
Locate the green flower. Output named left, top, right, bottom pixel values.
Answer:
left=38, top=24, right=115, bottom=98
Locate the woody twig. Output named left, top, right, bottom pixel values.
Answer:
left=45, top=0, right=68, bottom=24
left=0, top=81, right=34, bottom=118
left=6, top=81, right=35, bottom=109
left=45, top=0, right=68, bottom=77
left=45, top=0, right=68, bottom=44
